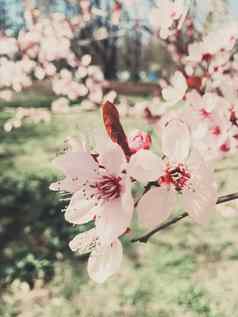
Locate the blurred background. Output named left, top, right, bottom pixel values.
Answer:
left=0, top=1, right=238, bottom=316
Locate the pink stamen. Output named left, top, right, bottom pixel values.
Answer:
left=160, top=164, right=191, bottom=191
left=200, top=108, right=211, bottom=119
left=211, top=126, right=221, bottom=136
left=95, top=175, right=122, bottom=201
left=220, top=143, right=230, bottom=152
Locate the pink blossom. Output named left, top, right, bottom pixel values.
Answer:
left=129, top=119, right=217, bottom=228
left=150, top=0, right=188, bottom=39
left=34, top=66, right=45, bottom=80
left=128, top=130, right=152, bottom=154
left=50, top=139, right=134, bottom=245
left=51, top=97, right=70, bottom=113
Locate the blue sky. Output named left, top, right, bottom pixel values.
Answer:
left=230, top=0, right=238, bottom=15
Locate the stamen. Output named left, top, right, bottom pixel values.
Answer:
left=95, top=175, right=122, bottom=201
left=160, top=164, right=191, bottom=191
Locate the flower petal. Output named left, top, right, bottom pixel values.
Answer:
left=162, top=71, right=187, bottom=104
left=128, top=150, right=163, bottom=183
left=161, top=119, right=191, bottom=163
left=49, top=177, right=78, bottom=193
left=121, top=176, right=134, bottom=213
left=99, top=142, right=126, bottom=175
left=137, top=187, right=176, bottom=229
left=69, top=228, right=97, bottom=254
left=95, top=196, right=133, bottom=244
left=182, top=151, right=217, bottom=224
left=53, top=151, right=98, bottom=182
left=65, top=191, right=97, bottom=224
left=87, top=239, right=123, bottom=283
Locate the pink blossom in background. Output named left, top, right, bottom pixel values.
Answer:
left=0, top=11, right=105, bottom=110
left=51, top=97, right=70, bottom=113
left=162, top=71, right=187, bottom=107
left=150, top=0, right=188, bottom=39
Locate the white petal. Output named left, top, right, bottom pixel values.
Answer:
left=49, top=177, right=78, bottom=193
left=172, top=71, right=187, bottom=92
left=162, top=86, right=178, bottom=102
left=162, top=71, right=187, bottom=104
left=121, top=176, right=134, bottom=213
left=53, top=151, right=98, bottom=182
left=99, top=142, right=126, bottom=175
left=161, top=119, right=191, bottom=163
left=65, top=192, right=97, bottom=224
left=182, top=151, right=217, bottom=224
left=137, top=187, right=176, bottom=229
left=128, top=150, right=163, bottom=183
left=95, top=196, right=133, bottom=244
left=69, top=229, right=97, bottom=254
left=87, top=239, right=123, bottom=283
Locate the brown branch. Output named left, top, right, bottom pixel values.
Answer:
left=215, top=166, right=238, bottom=173
left=131, top=192, right=238, bottom=243
left=102, top=80, right=161, bottom=96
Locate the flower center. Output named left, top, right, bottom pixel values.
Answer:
left=160, top=164, right=191, bottom=191
left=95, top=175, right=122, bottom=201
left=200, top=108, right=211, bottom=119
left=211, top=126, right=221, bottom=136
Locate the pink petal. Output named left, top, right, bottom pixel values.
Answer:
left=137, top=187, right=176, bottom=229
left=87, top=239, right=123, bottom=283
left=161, top=119, right=191, bottom=163
left=69, top=228, right=97, bottom=254
left=121, top=176, right=134, bottom=213
left=95, top=195, right=133, bottom=244
left=49, top=177, right=79, bottom=193
left=162, top=71, right=187, bottom=104
left=182, top=151, right=217, bottom=224
left=65, top=192, right=97, bottom=224
left=53, top=151, right=98, bottom=182
left=99, top=142, right=126, bottom=175
left=128, top=150, right=163, bottom=183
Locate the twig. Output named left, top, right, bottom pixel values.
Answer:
left=131, top=192, right=238, bottom=243
left=215, top=166, right=238, bottom=173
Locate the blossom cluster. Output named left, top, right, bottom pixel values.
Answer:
left=0, top=11, right=105, bottom=107
left=4, top=107, right=51, bottom=132
left=150, top=0, right=189, bottom=39
left=50, top=101, right=218, bottom=283
left=122, top=9, right=238, bottom=161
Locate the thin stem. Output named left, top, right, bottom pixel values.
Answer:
left=131, top=192, right=238, bottom=243
left=215, top=166, right=238, bottom=173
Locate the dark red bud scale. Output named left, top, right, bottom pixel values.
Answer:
left=102, top=101, right=131, bottom=158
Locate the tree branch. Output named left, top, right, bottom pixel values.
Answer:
left=215, top=166, right=238, bottom=173
left=131, top=192, right=238, bottom=243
